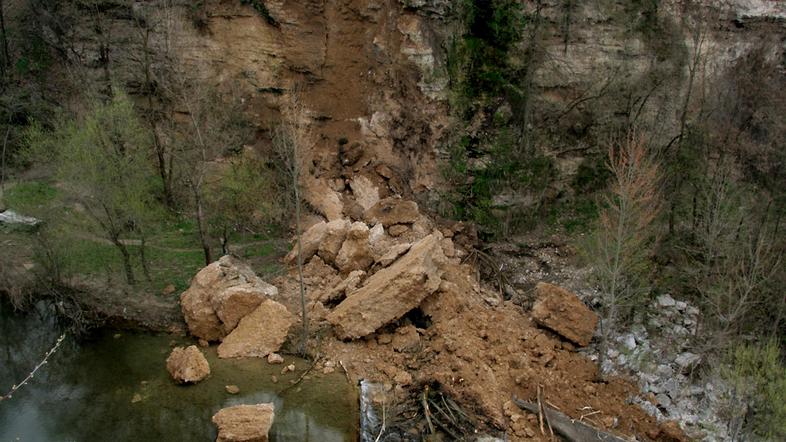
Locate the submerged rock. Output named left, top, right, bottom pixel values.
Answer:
left=217, top=299, right=296, bottom=359
left=327, top=232, right=446, bottom=339
left=166, top=345, right=210, bottom=384
left=212, top=403, right=275, bottom=442
left=531, top=282, right=598, bottom=347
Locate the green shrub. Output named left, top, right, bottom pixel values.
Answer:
left=723, top=340, right=786, bottom=440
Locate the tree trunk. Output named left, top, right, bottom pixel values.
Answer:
left=295, top=182, right=308, bottom=355
left=193, top=186, right=212, bottom=265
left=112, top=237, right=136, bottom=285
left=139, top=233, right=152, bottom=283
left=0, top=0, right=9, bottom=76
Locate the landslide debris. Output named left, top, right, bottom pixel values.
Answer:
left=180, top=256, right=278, bottom=341
left=327, top=231, right=447, bottom=339
left=217, top=299, right=295, bottom=359
left=212, top=403, right=275, bottom=442
left=166, top=345, right=210, bottom=384
left=531, top=282, right=599, bottom=347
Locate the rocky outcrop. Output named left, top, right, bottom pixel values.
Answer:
left=531, top=282, right=598, bottom=347
left=327, top=232, right=446, bottom=339
left=166, top=346, right=210, bottom=384
left=217, top=299, right=296, bottom=359
left=180, top=256, right=278, bottom=341
left=212, top=403, right=275, bottom=442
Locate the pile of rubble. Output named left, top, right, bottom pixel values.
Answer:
left=170, top=190, right=689, bottom=441
left=585, top=294, right=731, bottom=440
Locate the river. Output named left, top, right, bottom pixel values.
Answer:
left=0, top=300, right=359, bottom=441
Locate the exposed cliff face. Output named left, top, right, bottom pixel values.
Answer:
left=38, top=0, right=453, bottom=221
left=37, top=0, right=784, bottom=220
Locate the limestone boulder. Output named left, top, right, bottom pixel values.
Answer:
left=335, top=222, right=374, bottom=273
left=166, top=345, right=210, bottom=384
left=212, top=281, right=279, bottom=334
left=376, top=243, right=411, bottom=267
left=349, top=175, right=381, bottom=210
left=180, top=256, right=278, bottom=341
left=317, top=270, right=366, bottom=304
left=284, top=220, right=328, bottom=264
left=327, top=232, right=446, bottom=339
left=317, top=219, right=351, bottom=265
left=531, top=282, right=598, bottom=347
left=212, top=403, right=275, bottom=442
left=363, top=197, right=420, bottom=227
left=217, top=299, right=296, bottom=359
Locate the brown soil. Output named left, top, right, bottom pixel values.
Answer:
left=272, top=257, right=684, bottom=441
left=257, top=1, right=685, bottom=439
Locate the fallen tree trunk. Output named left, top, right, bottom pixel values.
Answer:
left=512, top=397, right=629, bottom=442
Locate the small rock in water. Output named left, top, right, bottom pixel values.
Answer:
left=225, top=385, right=240, bottom=394
left=166, top=345, right=211, bottom=384
left=267, top=353, right=284, bottom=364
left=114, top=334, right=122, bottom=339
left=131, top=393, right=143, bottom=403
left=281, top=364, right=295, bottom=375
left=198, top=339, right=209, bottom=348
left=271, top=375, right=278, bottom=384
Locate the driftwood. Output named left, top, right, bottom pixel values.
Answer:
left=512, top=397, right=629, bottom=442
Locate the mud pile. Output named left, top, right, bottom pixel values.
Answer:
left=268, top=191, right=686, bottom=441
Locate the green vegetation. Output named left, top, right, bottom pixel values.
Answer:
left=3, top=181, right=58, bottom=212
left=723, top=340, right=786, bottom=440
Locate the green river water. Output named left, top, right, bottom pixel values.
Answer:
left=0, top=301, right=359, bottom=441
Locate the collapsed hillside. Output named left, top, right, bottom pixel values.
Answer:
left=2, top=0, right=785, bottom=439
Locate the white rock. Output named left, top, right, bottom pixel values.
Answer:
left=675, top=352, right=701, bottom=369
left=657, top=294, right=676, bottom=307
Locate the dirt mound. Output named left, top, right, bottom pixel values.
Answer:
left=268, top=198, right=685, bottom=440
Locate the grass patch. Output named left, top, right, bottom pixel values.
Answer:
left=4, top=181, right=59, bottom=213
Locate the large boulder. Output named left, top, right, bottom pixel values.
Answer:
left=166, top=345, right=210, bottom=384
left=335, top=222, right=374, bottom=273
left=317, top=219, right=351, bottom=265
left=363, top=197, right=419, bottom=227
left=531, top=282, right=598, bottom=347
left=349, top=175, right=381, bottom=210
left=180, top=256, right=278, bottom=341
left=217, top=299, right=296, bottom=358
left=212, top=403, right=275, bottom=442
left=327, top=232, right=446, bottom=339
left=212, top=282, right=279, bottom=334
left=284, top=220, right=328, bottom=264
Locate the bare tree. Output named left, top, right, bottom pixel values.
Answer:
left=273, top=91, right=311, bottom=355
left=583, top=132, right=661, bottom=375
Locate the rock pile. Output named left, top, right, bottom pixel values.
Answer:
left=180, top=255, right=279, bottom=341
left=587, top=294, right=729, bottom=440
left=178, top=255, right=295, bottom=360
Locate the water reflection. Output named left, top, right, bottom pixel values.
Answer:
left=0, top=301, right=358, bottom=441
